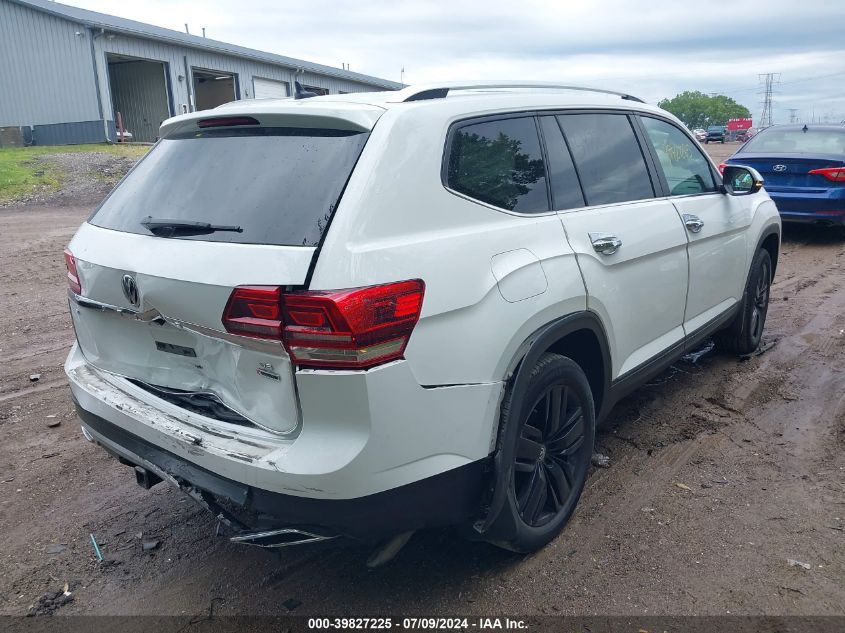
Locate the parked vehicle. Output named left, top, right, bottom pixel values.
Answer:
left=706, top=125, right=726, bottom=143
left=693, top=128, right=707, bottom=142
left=722, top=124, right=845, bottom=225
left=64, top=81, right=781, bottom=554
left=735, top=128, right=756, bottom=143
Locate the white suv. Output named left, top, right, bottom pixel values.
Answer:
left=64, top=82, right=780, bottom=553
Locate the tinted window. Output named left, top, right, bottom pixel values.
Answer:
left=91, top=127, right=368, bottom=246
left=557, top=114, right=654, bottom=205
left=447, top=117, right=549, bottom=213
left=538, top=117, right=586, bottom=211
left=641, top=117, right=717, bottom=195
left=743, top=127, right=845, bottom=154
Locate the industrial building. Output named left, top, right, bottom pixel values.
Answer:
left=0, top=0, right=401, bottom=145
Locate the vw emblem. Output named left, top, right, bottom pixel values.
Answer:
left=773, top=164, right=787, bottom=172
left=122, top=274, right=139, bottom=307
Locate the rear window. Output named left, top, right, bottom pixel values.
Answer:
left=743, top=128, right=845, bottom=154
left=90, top=127, right=369, bottom=246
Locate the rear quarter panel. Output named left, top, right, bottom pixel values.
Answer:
left=309, top=107, right=588, bottom=386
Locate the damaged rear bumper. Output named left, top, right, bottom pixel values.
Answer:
left=76, top=403, right=488, bottom=541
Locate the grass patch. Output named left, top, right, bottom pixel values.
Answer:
left=0, top=143, right=149, bottom=204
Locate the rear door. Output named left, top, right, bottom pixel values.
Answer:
left=637, top=115, right=750, bottom=333
left=544, top=112, right=689, bottom=380
left=68, top=112, right=376, bottom=434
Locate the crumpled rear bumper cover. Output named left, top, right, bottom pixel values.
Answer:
left=75, top=399, right=489, bottom=540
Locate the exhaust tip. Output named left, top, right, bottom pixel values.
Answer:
left=230, top=527, right=336, bottom=548
left=80, top=425, right=94, bottom=442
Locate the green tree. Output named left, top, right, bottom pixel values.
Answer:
left=658, top=91, right=751, bottom=129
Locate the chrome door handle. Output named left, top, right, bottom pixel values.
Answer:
left=683, top=214, right=704, bottom=233
left=589, top=232, right=622, bottom=256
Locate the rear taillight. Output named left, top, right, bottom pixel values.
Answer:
left=64, top=248, right=81, bottom=294
left=718, top=163, right=728, bottom=174
left=222, top=286, right=283, bottom=338
left=222, top=280, right=425, bottom=370
left=808, top=167, right=845, bottom=182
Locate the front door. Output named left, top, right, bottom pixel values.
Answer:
left=541, top=113, right=689, bottom=380
left=637, top=115, right=750, bottom=334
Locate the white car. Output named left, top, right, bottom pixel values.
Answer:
left=64, top=81, right=780, bottom=553
left=693, top=128, right=707, bottom=142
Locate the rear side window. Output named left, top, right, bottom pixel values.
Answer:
left=640, top=117, right=717, bottom=195
left=557, top=113, right=654, bottom=206
left=90, top=127, right=369, bottom=246
left=446, top=117, right=549, bottom=213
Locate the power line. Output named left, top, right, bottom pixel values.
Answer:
left=759, top=73, right=780, bottom=127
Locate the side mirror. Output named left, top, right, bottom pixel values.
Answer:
left=722, top=164, right=764, bottom=196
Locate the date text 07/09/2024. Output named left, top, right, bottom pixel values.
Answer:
left=307, top=618, right=529, bottom=630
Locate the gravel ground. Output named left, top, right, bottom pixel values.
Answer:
left=0, top=150, right=142, bottom=209
left=0, top=142, right=842, bottom=618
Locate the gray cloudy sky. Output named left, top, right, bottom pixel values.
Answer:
left=73, top=0, right=845, bottom=125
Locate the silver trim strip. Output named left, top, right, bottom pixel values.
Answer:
left=230, top=528, right=337, bottom=548
left=68, top=290, right=285, bottom=354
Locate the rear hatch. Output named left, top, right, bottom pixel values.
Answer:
left=67, top=104, right=381, bottom=434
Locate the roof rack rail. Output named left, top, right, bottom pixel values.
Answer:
left=388, top=81, right=645, bottom=104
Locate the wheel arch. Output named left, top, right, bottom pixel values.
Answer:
left=501, top=312, right=612, bottom=412
left=476, top=311, right=611, bottom=535
left=757, top=225, right=780, bottom=277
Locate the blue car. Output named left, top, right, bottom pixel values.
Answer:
left=722, top=124, right=845, bottom=225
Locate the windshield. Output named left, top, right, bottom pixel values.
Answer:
left=90, top=127, right=369, bottom=246
left=742, top=128, right=845, bottom=154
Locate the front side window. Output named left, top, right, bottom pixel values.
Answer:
left=641, top=117, right=717, bottom=195
left=446, top=117, right=549, bottom=213
left=557, top=113, right=654, bottom=206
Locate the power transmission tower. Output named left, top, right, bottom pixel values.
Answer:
left=787, top=108, right=798, bottom=123
left=758, top=73, right=780, bottom=127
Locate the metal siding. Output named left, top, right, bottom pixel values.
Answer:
left=13, top=0, right=401, bottom=90
left=2, top=0, right=396, bottom=141
left=93, top=32, right=389, bottom=121
left=0, top=0, right=100, bottom=127
left=108, top=60, right=170, bottom=142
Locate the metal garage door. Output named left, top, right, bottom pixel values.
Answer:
left=253, top=78, right=289, bottom=99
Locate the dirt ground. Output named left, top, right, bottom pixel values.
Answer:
left=0, top=142, right=843, bottom=617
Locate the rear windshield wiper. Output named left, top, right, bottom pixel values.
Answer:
left=140, top=216, right=243, bottom=237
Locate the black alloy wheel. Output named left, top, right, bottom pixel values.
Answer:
left=513, top=383, right=587, bottom=527
left=749, top=255, right=772, bottom=342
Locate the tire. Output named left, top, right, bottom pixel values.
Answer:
left=716, top=249, right=772, bottom=355
left=487, top=353, right=595, bottom=553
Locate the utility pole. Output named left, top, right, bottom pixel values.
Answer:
left=787, top=108, right=798, bottom=123
left=758, top=73, right=780, bottom=128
